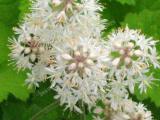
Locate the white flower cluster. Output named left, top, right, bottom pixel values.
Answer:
left=10, top=0, right=159, bottom=118
left=107, top=27, right=159, bottom=93
left=93, top=99, right=152, bottom=120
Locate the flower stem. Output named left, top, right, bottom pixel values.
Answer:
left=81, top=102, right=86, bottom=120
left=30, top=101, right=58, bottom=120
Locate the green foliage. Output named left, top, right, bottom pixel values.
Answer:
left=1, top=83, right=90, bottom=120
left=0, top=0, right=30, bottom=102
left=0, top=0, right=19, bottom=26
left=0, top=63, right=30, bottom=102
left=123, top=10, right=160, bottom=39
left=100, top=0, right=134, bottom=34
left=114, top=0, right=136, bottom=5
left=18, top=0, right=31, bottom=21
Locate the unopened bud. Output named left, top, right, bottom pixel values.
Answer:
left=120, top=49, right=125, bottom=55
left=134, top=50, right=143, bottom=57
left=75, top=3, right=83, bottom=11
left=84, top=68, right=91, bottom=76
left=52, top=0, right=61, bottom=6
left=62, top=54, right=72, bottom=60
left=122, top=114, right=130, bottom=119
left=24, top=47, right=31, bottom=54
left=39, top=47, right=45, bottom=53
left=57, top=11, right=66, bottom=23
left=128, top=42, right=134, bottom=48
left=26, top=36, right=32, bottom=41
left=86, top=59, right=94, bottom=65
left=114, top=42, right=122, bottom=48
left=104, top=99, right=110, bottom=105
left=68, top=63, right=76, bottom=70
left=78, top=62, right=84, bottom=68
left=30, top=53, right=36, bottom=62
left=112, top=58, right=120, bottom=67
left=93, top=107, right=103, bottom=114
left=19, top=46, right=24, bottom=53
left=89, top=53, right=96, bottom=58
left=128, top=51, right=133, bottom=56
left=83, top=47, right=88, bottom=53
left=32, top=47, right=38, bottom=53
left=124, top=57, right=131, bottom=65
left=66, top=3, right=73, bottom=11
left=74, top=51, right=81, bottom=56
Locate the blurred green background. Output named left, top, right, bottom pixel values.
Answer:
left=0, top=0, right=160, bottom=119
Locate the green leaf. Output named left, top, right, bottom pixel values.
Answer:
left=0, top=0, right=20, bottom=26
left=115, top=0, right=135, bottom=5
left=133, top=0, right=160, bottom=12
left=1, top=83, right=84, bottom=120
left=100, top=0, right=134, bottom=35
left=100, top=0, right=160, bottom=36
left=122, top=10, right=160, bottom=39
left=0, top=28, right=30, bottom=102
left=0, top=61, right=30, bottom=102
left=0, top=23, right=11, bottom=63
left=0, top=0, right=30, bottom=102
left=18, top=0, right=31, bottom=21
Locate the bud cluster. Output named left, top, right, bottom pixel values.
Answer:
left=111, top=41, right=143, bottom=68
left=51, top=0, right=82, bottom=23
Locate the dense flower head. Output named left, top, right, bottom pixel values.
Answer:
left=46, top=37, right=108, bottom=112
left=10, top=0, right=106, bottom=87
left=10, top=0, right=106, bottom=69
left=108, top=27, right=159, bottom=71
left=107, top=26, right=160, bottom=93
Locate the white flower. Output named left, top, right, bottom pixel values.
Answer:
left=10, top=34, right=48, bottom=69
left=106, top=80, right=128, bottom=110
left=9, top=38, right=33, bottom=69
left=107, top=26, right=160, bottom=93
left=10, top=0, right=107, bottom=94
left=135, top=103, right=152, bottom=120
left=25, top=72, right=40, bottom=88
left=52, top=0, right=62, bottom=6
left=137, top=73, right=154, bottom=93
left=93, top=99, right=152, bottom=120
left=107, top=26, right=159, bottom=71
left=46, top=37, right=108, bottom=112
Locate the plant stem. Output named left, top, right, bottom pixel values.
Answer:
left=81, top=102, right=86, bottom=120
left=30, top=102, right=57, bottom=120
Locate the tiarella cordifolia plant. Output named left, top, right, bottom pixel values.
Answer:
left=10, top=0, right=160, bottom=119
